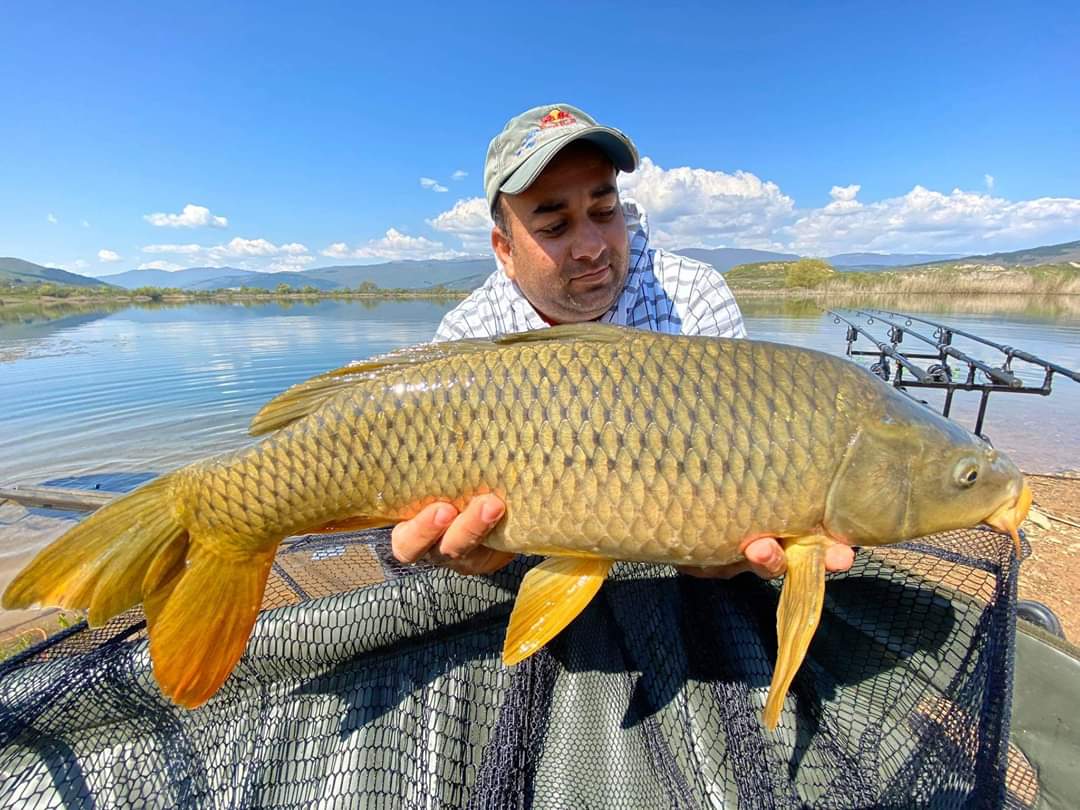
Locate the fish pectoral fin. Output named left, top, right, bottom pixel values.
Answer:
left=144, top=540, right=276, bottom=709
left=502, top=556, right=613, bottom=665
left=763, top=534, right=829, bottom=731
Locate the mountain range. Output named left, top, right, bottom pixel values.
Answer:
left=3, top=239, right=1077, bottom=293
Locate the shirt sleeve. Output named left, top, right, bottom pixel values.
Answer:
left=432, top=311, right=473, bottom=342
left=682, top=265, right=748, bottom=338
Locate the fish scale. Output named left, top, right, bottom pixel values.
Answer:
left=175, top=332, right=859, bottom=566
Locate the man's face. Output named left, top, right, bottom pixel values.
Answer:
left=492, top=142, right=629, bottom=324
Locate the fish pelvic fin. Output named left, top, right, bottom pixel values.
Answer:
left=763, top=535, right=829, bottom=732
left=1, top=473, right=189, bottom=628
left=502, top=556, right=613, bottom=665
left=144, top=540, right=276, bottom=709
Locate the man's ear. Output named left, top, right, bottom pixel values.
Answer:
left=492, top=226, right=515, bottom=279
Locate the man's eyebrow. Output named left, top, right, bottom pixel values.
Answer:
left=531, top=183, right=618, bottom=216
left=532, top=199, right=567, bottom=216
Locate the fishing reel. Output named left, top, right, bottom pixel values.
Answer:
left=926, top=363, right=952, bottom=383
left=869, top=360, right=890, bottom=381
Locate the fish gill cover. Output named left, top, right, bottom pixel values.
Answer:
left=0, top=525, right=1035, bottom=808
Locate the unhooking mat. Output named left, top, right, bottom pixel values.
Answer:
left=0, top=526, right=1034, bottom=808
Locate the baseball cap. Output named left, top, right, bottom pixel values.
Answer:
left=484, top=104, right=639, bottom=212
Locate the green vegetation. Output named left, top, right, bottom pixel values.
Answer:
left=0, top=279, right=469, bottom=308
left=725, top=259, right=1080, bottom=296
left=726, top=258, right=836, bottom=290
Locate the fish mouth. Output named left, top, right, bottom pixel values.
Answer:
left=984, top=482, right=1033, bottom=557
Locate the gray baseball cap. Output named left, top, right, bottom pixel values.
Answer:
left=484, top=103, right=638, bottom=212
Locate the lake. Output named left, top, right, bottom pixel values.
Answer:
left=1, top=295, right=1078, bottom=577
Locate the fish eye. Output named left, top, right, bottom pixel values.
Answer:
left=954, top=461, right=980, bottom=488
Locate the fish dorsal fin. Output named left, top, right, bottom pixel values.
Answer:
left=249, top=338, right=502, bottom=435
left=250, top=325, right=633, bottom=435
left=492, top=322, right=632, bottom=346
left=502, top=555, right=613, bottom=665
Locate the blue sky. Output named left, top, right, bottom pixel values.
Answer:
left=2, top=1, right=1078, bottom=275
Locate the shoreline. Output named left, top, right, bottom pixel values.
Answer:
left=2, top=289, right=1080, bottom=306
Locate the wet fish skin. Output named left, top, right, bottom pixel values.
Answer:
left=2, top=324, right=1029, bottom=720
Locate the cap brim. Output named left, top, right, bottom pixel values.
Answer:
left=499, top=126, right=638, bottom=197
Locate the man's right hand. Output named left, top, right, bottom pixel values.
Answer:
left=391, top=494, right=514, bottom=575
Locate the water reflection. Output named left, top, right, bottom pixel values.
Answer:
left=0, top=296, right=1076, bottom=507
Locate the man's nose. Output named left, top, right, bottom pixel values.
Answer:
left=570, top=219, right=606, bottom=263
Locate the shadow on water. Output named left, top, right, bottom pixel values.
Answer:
left=17, top=473, right=160, bottom=521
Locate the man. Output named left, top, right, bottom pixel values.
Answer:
left=391, top=103, right=854, bottom=580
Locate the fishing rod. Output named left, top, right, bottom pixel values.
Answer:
left=824, top=310, right=932, bottom=383
left=854, top=310, right=1022, bottom=388
left=868, top=308, right=1080, bottom=387
left=829, top=309, right=1079, bottom=438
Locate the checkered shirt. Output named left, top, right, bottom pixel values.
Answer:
left=432, top=199, right=747, bottom=342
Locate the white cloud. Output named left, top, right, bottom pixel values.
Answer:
left=140, top=237, right=314, bottom=271
left=143, top=203, right=229, bottom=229
left=54, top=259, right=88, bottom=271
left=781, top=185, right=1080, bottom=254
left=985, top=174, right=995, bottom=191
left=451, top=169, right=468, bottom=180
left=81, top=220, right=91, bottom=228
left=420, top=177, right=449, bottom=193
left=428, top=196, right=493, bottom=251
left=267, top=253, right=316, bottom=272
left=138, top=260, right=183, bottom=272
left=143, top=243, right=203, bottom=254
left=47, top=213, right=58, bottom=224
left=321, top=228, right=464, bottom=261
left=599, top=157, right=1080, bottom=254
left=97, top=249, right=122, bottom=263
left=617, top=157, right=795, bottom=250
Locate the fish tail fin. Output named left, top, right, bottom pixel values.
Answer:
left=144, top=542, right=275, bottom=709
left=763, top=535, right=828, bottom=731
left=1, top=474, right=189, bottom=627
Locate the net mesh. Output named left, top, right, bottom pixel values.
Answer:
left=0, top=526, right=1035, bottom=809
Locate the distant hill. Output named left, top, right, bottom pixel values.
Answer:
left=183, top=272, right=339, bottom=291
left=97, top=259, right=496, bottom=292
left=673, top=248, right=799, bottom=271
left=827, top=252, right=962, bottom=269
left=942, top=239, right=1080, bottom=267
left=0, top=257, right=115, bottom=288
left=98, top=266, right=256, bottom=289
left=303, top=258, right=496, bottom=290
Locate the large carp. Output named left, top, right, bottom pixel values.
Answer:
left=3, top=324, right=1030, bottom=728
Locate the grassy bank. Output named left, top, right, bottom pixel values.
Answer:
left=726, top=258, right=1080, bottom=296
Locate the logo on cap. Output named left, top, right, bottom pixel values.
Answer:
left=539, top=108, right=577, bottom=129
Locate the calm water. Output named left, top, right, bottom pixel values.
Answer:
left=1, top=296, right=1078, bottom=565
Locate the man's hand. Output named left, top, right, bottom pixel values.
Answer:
left=392, top=494, right=856, bottom=580
left=677, top=537, right=855, bottom=580
left=391, top=494, right=513, bottom=575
